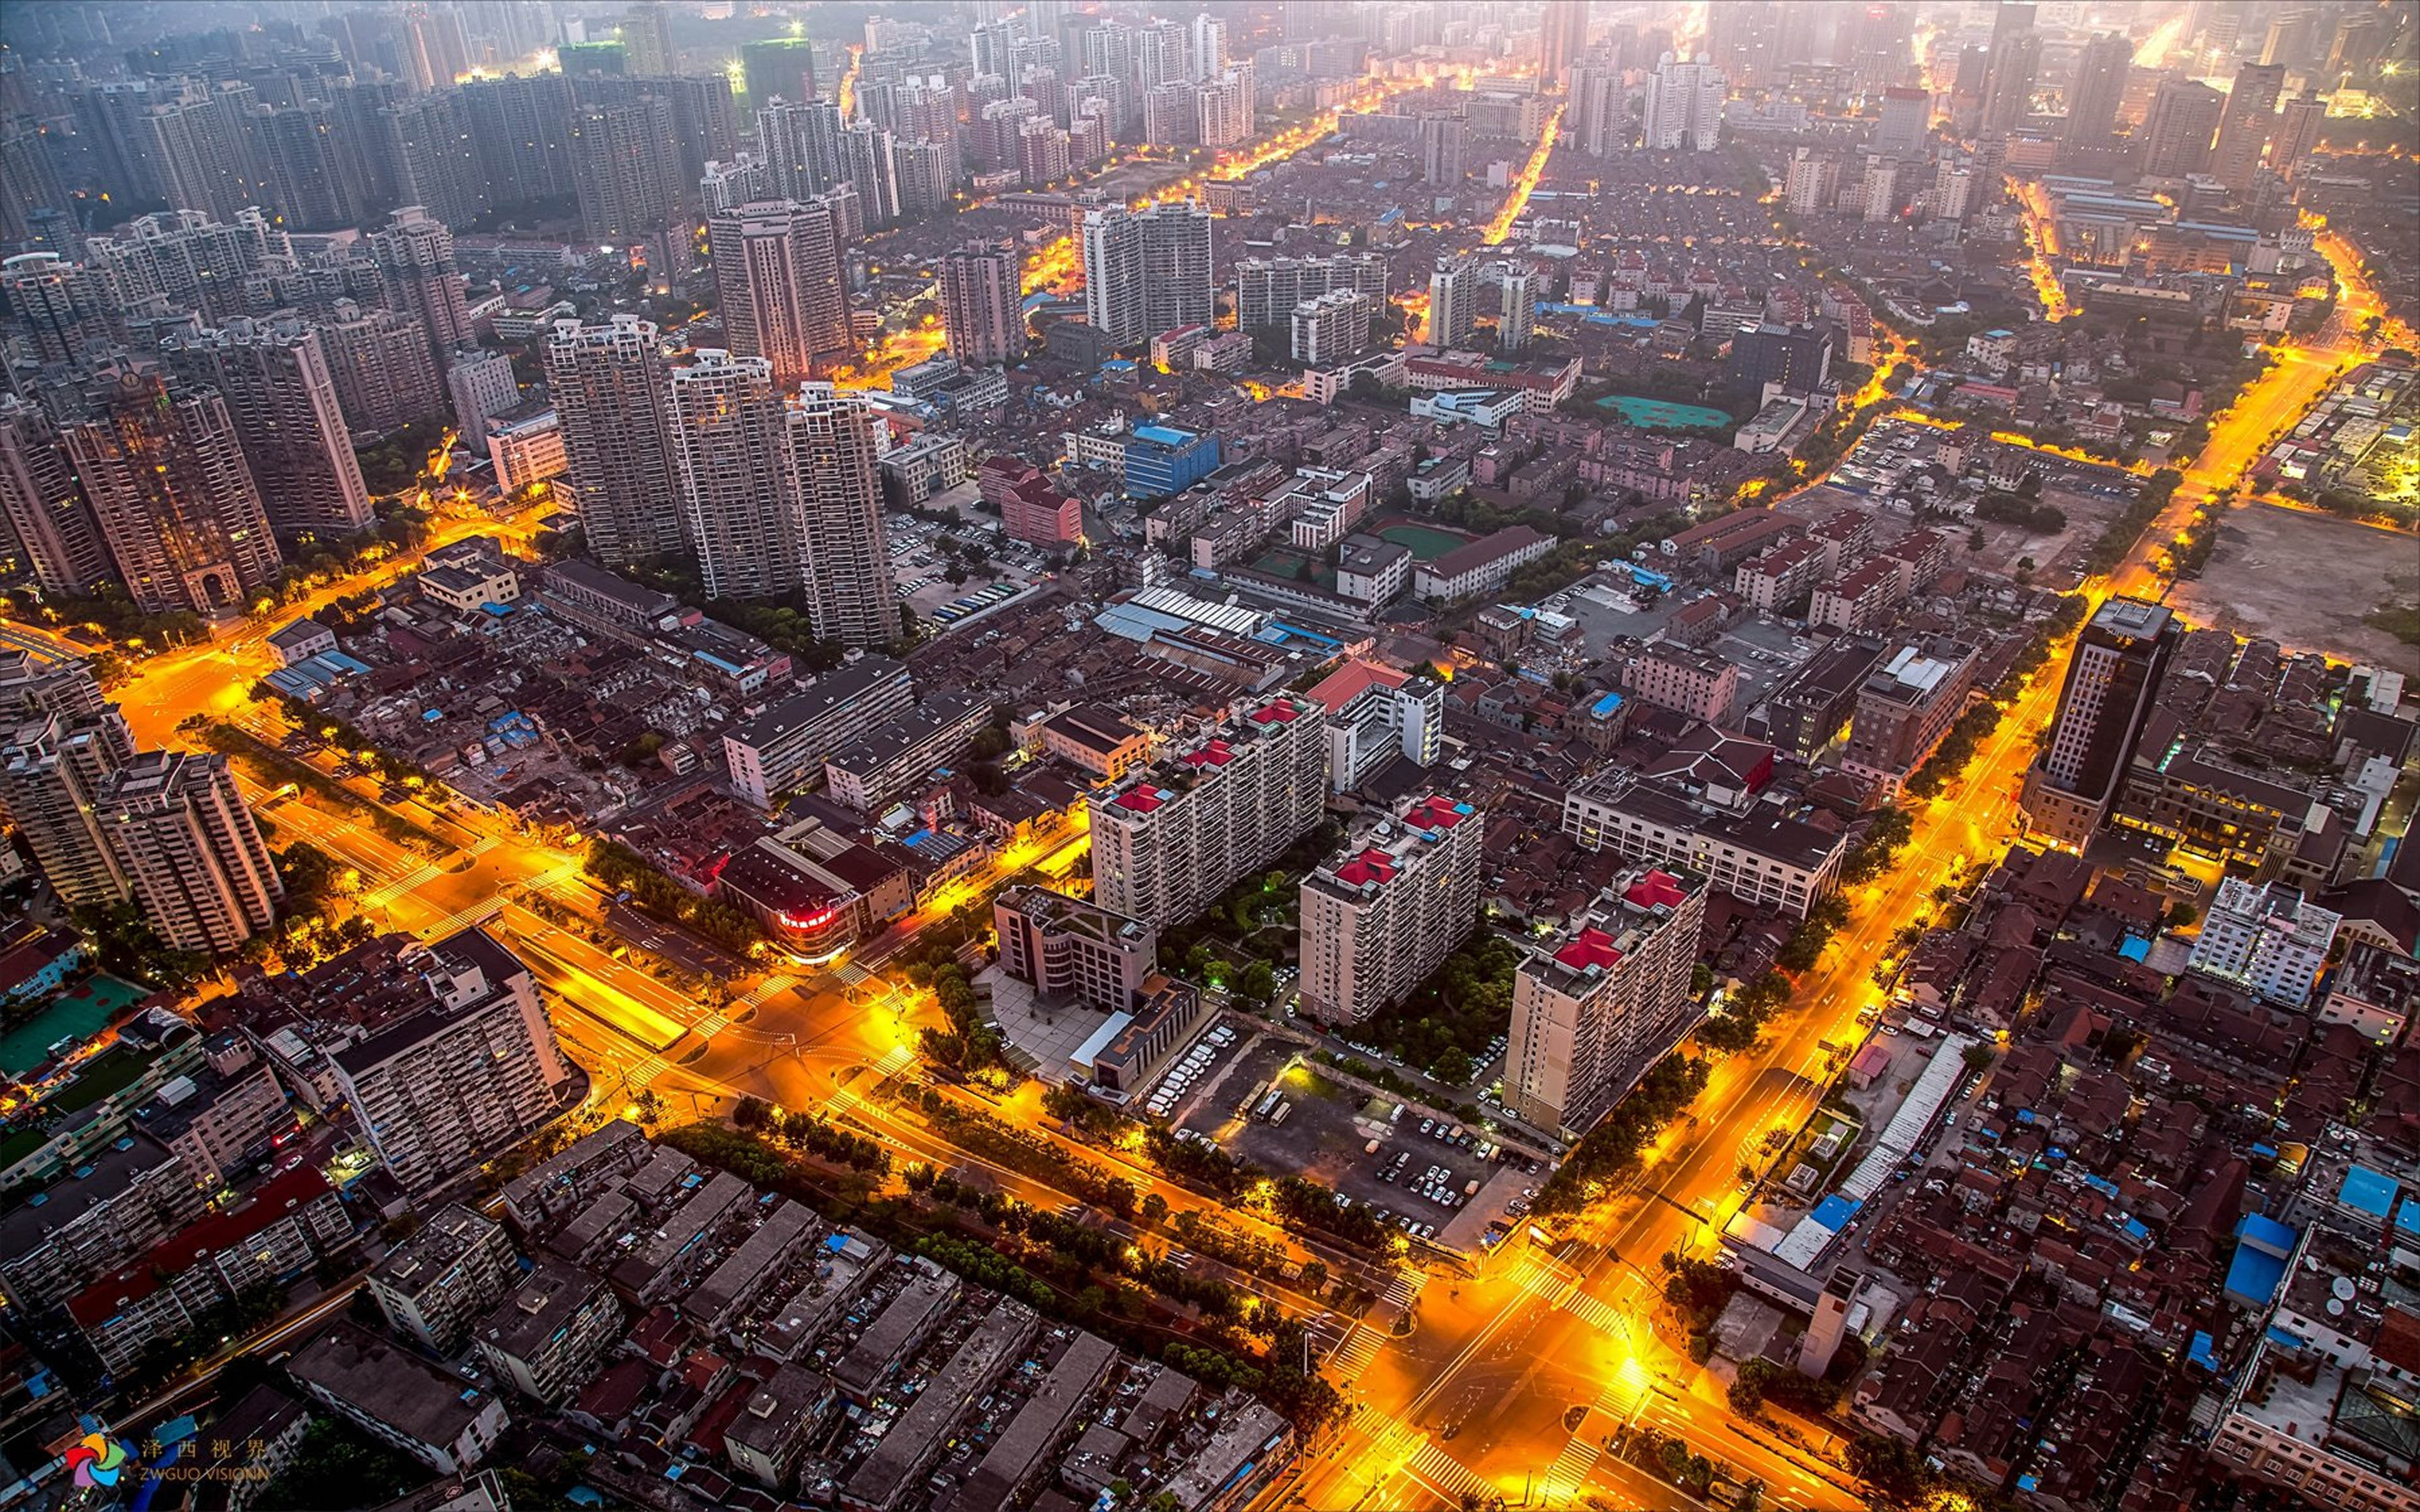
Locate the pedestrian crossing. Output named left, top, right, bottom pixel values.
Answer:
left=689, top=1008, right=730, bottom=1040
left=359, top=837, right=502, bottom=909
left=415, top=894, right=505, bottom=939
left=1378, top=1269, right=1423, bottom=1312
left=1544, top=1372, right=1646, bottom=1499
left=829, top=961, right=870, bottom=986
left=740, top=973, right=800, bottom=1006
left=1327, top=1322, right=1380, bottom=1375
left=1400, top=1440, right=1486, bottom=1501
left=623, top=1053, right=670, bottom=1091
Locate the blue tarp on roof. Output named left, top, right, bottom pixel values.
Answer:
left=1810, top=1194, right=1860, bottom=1231
left=2123, top=1218, right=2150, bottom=1242
left=2082, top=1174, right=2119, bottom=1198
left=2227, top=1242, right=2290, bottom=1309
left=1589, top=690, right=1626, bottom=718
left=2117, top=935, right=2150, bottom=961
left=2189, top=1332, right=2218, bottom=1371
left=2339, top=1164, right=2397, bottom=1218
left=2398, top=1196, right=2420, bottom=1237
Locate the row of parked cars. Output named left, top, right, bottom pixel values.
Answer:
left=1141, top=1022, right=1238, bottom=1118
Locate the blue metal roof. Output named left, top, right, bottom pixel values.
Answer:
left=2339, top=1163, right=2398, bottom=1218
left=1809, top=1193, right=1860, bottom=1230
left=2226, top=1243, right=2288, bottom=1309
left=1589, top=690, right=1625, bottom=718
left=1131, top=423, right=1196, bottom=447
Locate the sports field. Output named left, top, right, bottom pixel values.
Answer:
left=1371, top=520, right=1476, bottom=560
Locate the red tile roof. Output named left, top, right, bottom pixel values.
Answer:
left=1623, top=869, right=1687, bottom=911
left=1112, top=788, right=1164, bottom=811
left=1304, top=659, right=1409, bottom=714
left=1405, top=796, right=1466, bottom=830
left=1554, top=927, right=1623, bottom=973
left=1248, top=699, right=1299, bottom=724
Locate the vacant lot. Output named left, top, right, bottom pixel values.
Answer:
left=2167, top=501, right=2420, bottom=667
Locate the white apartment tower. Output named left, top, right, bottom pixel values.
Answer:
left=1642, top=53, right=1726, bottom=151
left=1505, top=867, right=1707, bottom=1136
left=709, top=198, right=853, bottom=386
left=332, top=928, right=572, bottom=1193
left=1298, top=796, right=1482, bottom=1024
left=1428, top=257, right=1480, bottom=348
left=2188, top=878, right=2341, bottom=1010
left=1089, top=695, right=1327, bottom=926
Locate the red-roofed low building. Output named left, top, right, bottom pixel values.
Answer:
left=1299, top=796, right=1483, bottom=1024
left=1505, top=866, right=1707, bottom=1137
left=67, top=1164, right=355, bottom=1372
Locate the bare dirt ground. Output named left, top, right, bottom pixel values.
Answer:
left=2165, top=501, right=2420, bottom=668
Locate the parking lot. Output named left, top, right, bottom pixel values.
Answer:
left=885, top=512, right=1049, bottom=629
left=1170, top=1034, right=1538, bottom=1249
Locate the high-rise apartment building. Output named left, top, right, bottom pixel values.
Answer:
left=96, top=750, right=282, bottom=954
left=1499, top=271, right=1536, bottom=352
left=320, top=299, right=448, bottom=435
left=758, top=96, right=846, bottom=200
left=543, top=315, right=684, bottom=566
left=1089, top=694, right=1326, bottom=926
left=1419, top=113, right=1467, bottom=185
left=1567, top=66, right=1625, bottom=157
left=2063, top=32, right=2135, bottom=156
left=1642, top=54, right=1726, bottom=151
left=2210, top=62, right=2286, bottom=190
left=785, top=386, right=898, bottom=648
left=1292, top=289, right=1374, bottom=365
left=1196, top=69, right=1255, bottom=148
left=940, top=240, right=1025, bottom=367
left=741, top=36, right=820, bottom=122
left=0, top=707, right=134, bottom=908
left=2020, top=597, right=2177, bottom=848
left=1081, top=202, right=1213, bottom=347
left=1785, top=149, right=1842, bottom=215
left=159, top=317, right=374, bottom=540
left=2269, top=91, right=2328, bottom=182
left=708, top=198, right=853, bottom=384
left=1235, top=254, right=1388, bottom=331
left=569, top=96, right=681, bottom=242
left=668, top=351, right=800, bottom=602
left=2140, top=76, right=2226, bottom=180
left=331, top=927, right=572, bottom=1192
left=367, top=207, right=476, bottom=375
left=2187, top=878, right=2340, bottom=1009
left=0, top=253, right=120, bottom=365
left=701, top=153, right=773, bottom=214
left=1875, top=86, right=1932, bottom=159
left=58, top=370, right=282, bottom=616
left=1538, top=1, right=1589, bottom=91
left=1504, top=866, right=1706, bottom=1136
left=444, top=348, right=521, bottom=450
left=1979, top=1, right=2041, bottom=136
left=1428, top=257, right=1480, bottom=347
left=1298, top=796, right=1482, bottom=1024
left=0, top=396, right=112, bottom=597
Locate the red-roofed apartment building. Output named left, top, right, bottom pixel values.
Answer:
left=1504, top=866, right=1707, bottom=1136
left=1088, top=694, right=1325, bottom=925
left=1299, top=796, right=1484, bottom=1024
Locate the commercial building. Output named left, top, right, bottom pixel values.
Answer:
left=1563, top=771, right=1846, bottom=919
left=98, top=749, right=283, bottom=954
left=2188, top=878, right=2341, bottom=1010
left=2021, top=598, right=2177, bottom=849
left=821, top=692, right=993, bottom=813
left=543, top=316, right=683, bottom=566
left=710, top=198, right=853, bottom=384
left=1841, top=636, right=1980, bottom=794
left=369, top=1204, right=519, bottom=1355
left=722, top=656, right=915, bottom=806
left=289, top=1322, right=510, bottom=1474
left=1123, top=424, right=1221, bottom=499
left=1298, top=796, right=1482, bottom=1024
left=1090, top=694, right=1326, bottom=926
left=1505, top=866, right=1707, bottom=1136
left=994, top=886, right=1159, bottom=1013
left=940, top=239, right=1023, bottom=366
left=331, top=928, right=573, bottom=1192
left=1748, top=634, right=1887, bottom=762
left=59, top=369, right=282, bottom=616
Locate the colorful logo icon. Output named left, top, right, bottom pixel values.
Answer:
left=65, top=1432, right=129, bottom=1489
